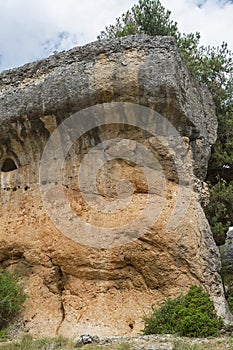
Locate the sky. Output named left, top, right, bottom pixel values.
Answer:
left=0, top=0, right=232, bottom=72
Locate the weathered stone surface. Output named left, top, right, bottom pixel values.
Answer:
left=220, top=227, right=233, bottom=296
left=0, top=35, right=231, bottom=338
left=221, top=227, right=233, bottom=267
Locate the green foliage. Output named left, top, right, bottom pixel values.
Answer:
left=0, top=334, right=76, bottom=350
left=205, top=179, right=233, bottom=245
left=179, top=40, right=233, bottom=245
left=0, top=270, right=26, bottom=329
left=177, top=32, right=201, bottom=72
left=98, top=0, right=178, bottom=40
left=0, top=334, right=130, bottom=350
left=98, top=0, right=233, bottom=244
left=143, top=285, right=223, bottom=337
left=172, top=342, right=202, bottom=350
left=0, top=327, right=9, bottom=340
left=76, top=344, right=130, bottom=350
left=202, top=45, right=233, bottom=244
left=227, top=296, right=233, bottom=314
left=0, top=334, right=233, bottom=350
left=173, top=338, right=233, bottom=350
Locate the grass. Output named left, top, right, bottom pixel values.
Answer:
left=0, top=334, right=131, bottom=350
left=173, top=337, right=233, bottom=350
left=82, top=344, right=131, bottom=350
left=0, top=329, right=9, bottom=341
left=0, top=334, right=233, bottom=350
left=0, top=334, right=75, bottom=350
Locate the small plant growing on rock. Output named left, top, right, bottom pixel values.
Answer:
left=0, top=269, right=26, bottom=330
left=143, top=285, right=223, bottom=337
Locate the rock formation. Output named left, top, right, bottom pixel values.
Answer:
left=0, top=35, right=231, bottom=337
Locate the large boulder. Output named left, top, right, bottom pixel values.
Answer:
left=0, top=35, right=231, bottom=337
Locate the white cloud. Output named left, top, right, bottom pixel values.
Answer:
left=0, top=0, right=232, bottom=71
left=162, top=0, right=233, bottom=48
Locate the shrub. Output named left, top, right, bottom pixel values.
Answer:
left=143, top=285, right=223, bottom=337
left=0, top=269, right=26, bottom=329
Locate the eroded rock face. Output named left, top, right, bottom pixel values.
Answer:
left=0, top=35, right=231, bottom=337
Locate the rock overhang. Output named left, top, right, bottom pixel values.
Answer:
left=0, top=35, right=217, bottom=181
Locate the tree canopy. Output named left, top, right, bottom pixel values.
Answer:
left=98, top=0, right=233, bottom=245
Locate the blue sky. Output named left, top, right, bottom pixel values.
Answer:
left=0, top=0, right=232, bottom=72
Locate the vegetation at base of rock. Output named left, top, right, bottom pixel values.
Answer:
left=173, top=337, right=233, bottom=350
left=0, top=270, right=26, bottom=330
left=0, top=334, right=75, bottom=350
left=98, top=0, right=233, bottom=246
left=0, top=334, right=130, bottom=350
left=142, top=285, right=223, bottom=337
left=79, top=344, right=131, bottom=350
left=1, top=335, right=233, bottom=350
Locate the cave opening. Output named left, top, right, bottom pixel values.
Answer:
left=1, top=158, right=18, bottom=172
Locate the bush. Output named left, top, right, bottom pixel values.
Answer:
left=0, top=269, right=26, bottom=329
left=143, top=285, right=223, bottom=337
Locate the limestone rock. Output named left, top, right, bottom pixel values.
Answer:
left=220, top=227, right=233, bottom=296
left=0, top=35, right=231, bottom=337
left=221, top=227, right=233, bottom=268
